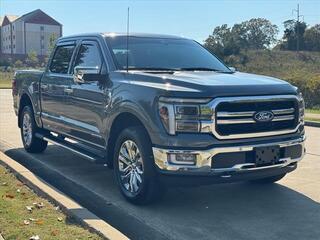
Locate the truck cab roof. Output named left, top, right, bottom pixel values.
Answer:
left=58, top=32, right=188, bottom=42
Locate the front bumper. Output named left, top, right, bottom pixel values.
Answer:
left=152, top=135, right=306, bottom=177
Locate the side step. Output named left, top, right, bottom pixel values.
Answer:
left=35, top=133, right=106, bottom=163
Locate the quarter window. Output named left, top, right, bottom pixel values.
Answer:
left=74, top=42, right=102, bottom=71
left=49, top=45, right=75, bottom=74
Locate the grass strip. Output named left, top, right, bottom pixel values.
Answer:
left=0, top=164, right=102, bottom=240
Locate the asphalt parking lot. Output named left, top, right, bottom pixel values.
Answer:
left=0, top=89, right=319, bottom=240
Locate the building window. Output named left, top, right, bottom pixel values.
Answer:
left=13, top=35, right=15, bottom=40
left=12, top=25, right=14, bottom=30
left=41, top=35, right=44, bottom=40
left=13, top=44, right=15, bottom=49
left=40, top=26, right=44, bottom=31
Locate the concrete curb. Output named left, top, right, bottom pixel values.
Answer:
left=305, top=121, right=320, bottom=128
left=0, top=152, right=129, bottom=240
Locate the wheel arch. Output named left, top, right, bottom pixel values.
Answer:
left=106, top=111, right=152, bottom=168
left=18, top=93, right=34, bottom=128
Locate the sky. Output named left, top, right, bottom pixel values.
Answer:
left=1, top=0, right=319, bottom=43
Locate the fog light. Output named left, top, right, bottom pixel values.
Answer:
left=168, top=153, right=197, bottom=165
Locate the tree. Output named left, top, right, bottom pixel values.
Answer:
left=26, top=50, right=39, bottom=67
left=238, top=18, right=279, bottom=49
left=304, top=24, right=320, bottom=51
left=280, top=20, right=307, bottom=51
left=204, top=24, right=240, bottom=58
left=204, top=18, right=278, bottom=59
left=48, top=33, right=58, bottom=56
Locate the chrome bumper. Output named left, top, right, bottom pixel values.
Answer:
left=152, top=136, right=306, bottom=175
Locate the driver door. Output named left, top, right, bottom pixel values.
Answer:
left=64, top=40, right=110, bottom=148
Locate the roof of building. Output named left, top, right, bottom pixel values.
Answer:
left=17, top=9, right=62, bottom=26
left=1, top=9, right=61, bottom=27
left=1, top=15, right=19, bottom=26
left=6, top=15, right=19, bottom=22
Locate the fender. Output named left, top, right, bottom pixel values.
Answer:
left=18, top=89, right=43, bottom=128
left=106, top=99, right=156, bottom=142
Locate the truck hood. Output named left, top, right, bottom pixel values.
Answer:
left=123, top=71, right=297, bottom=97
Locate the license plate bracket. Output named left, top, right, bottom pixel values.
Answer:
left=254, top=146, right=280, bottom=166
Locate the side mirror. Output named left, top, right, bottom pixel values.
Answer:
left=228, top=66, right=236, bottom=72
left=74, top=66, right=100, bottom=84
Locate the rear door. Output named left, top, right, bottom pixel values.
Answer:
left=40, top=41, right=76, bottom=134
left=63, top=39, right=110, bottom=147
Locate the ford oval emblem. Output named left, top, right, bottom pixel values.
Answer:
left=254, top=111, right=274, bottom=122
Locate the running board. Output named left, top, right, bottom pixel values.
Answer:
left=35, top=133, right=105, bottom=163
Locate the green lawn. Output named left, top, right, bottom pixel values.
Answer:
left=0, top=164, right=102, bottom=240
left=305, top=117, right=320, bottom=123
left=0, top=72, right=13, bottom=89
left=306, top=109, right=320, bottom=114
left=305, top=117, right=320, bottom=122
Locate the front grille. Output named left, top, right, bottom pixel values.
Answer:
left=214, top=96, right=299, bottom=138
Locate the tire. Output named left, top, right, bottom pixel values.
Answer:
left=113, top=126, right=164, bottom=205
left=250, top=173, right=286, bottom=184
left=20, top=105, right=48, bottom=153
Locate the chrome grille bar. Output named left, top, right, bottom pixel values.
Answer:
left=273, top=115, right=295, bottom=121
left=217, top=118, right=255, bottom=124
left=217, top=114, right=295, bottom=124
left=217, top=108, right=295, bottom=118
left=217, top=111, right=254, bottom=117
left=272, top=108, right=295, bottom=115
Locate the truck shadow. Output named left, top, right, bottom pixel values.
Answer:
left=4, top=145, right=320, bottom=240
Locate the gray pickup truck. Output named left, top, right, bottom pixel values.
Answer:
left=13, top=33, right=305, bottom=204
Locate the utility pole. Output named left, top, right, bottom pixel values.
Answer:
left=293, top=4, right=303, bottom=52
left=296, top=4, right=300, bottom=52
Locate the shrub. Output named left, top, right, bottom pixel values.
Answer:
left=14, top=60, right=24, bottom=68
left=25, top=51, right=39, bottom=68
left=227, top=50, right=320, bottom=108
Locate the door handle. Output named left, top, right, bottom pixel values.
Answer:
left=64, top=88, right=73, bottom=94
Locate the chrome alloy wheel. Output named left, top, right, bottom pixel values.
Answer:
left=22, top=113, right=33, bottom=147
left=118, top=140, right=144, bottom=193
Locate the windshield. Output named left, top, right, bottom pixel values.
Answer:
left=106, top=36, right=231, bottom=72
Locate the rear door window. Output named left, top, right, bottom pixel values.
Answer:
left=49, top=45, right=75, bottom=74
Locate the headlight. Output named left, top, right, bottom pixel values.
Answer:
left=158, top=97, right=212, bottom=135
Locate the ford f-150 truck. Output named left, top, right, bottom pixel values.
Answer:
left=13, top=33, right=306, bottom=204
